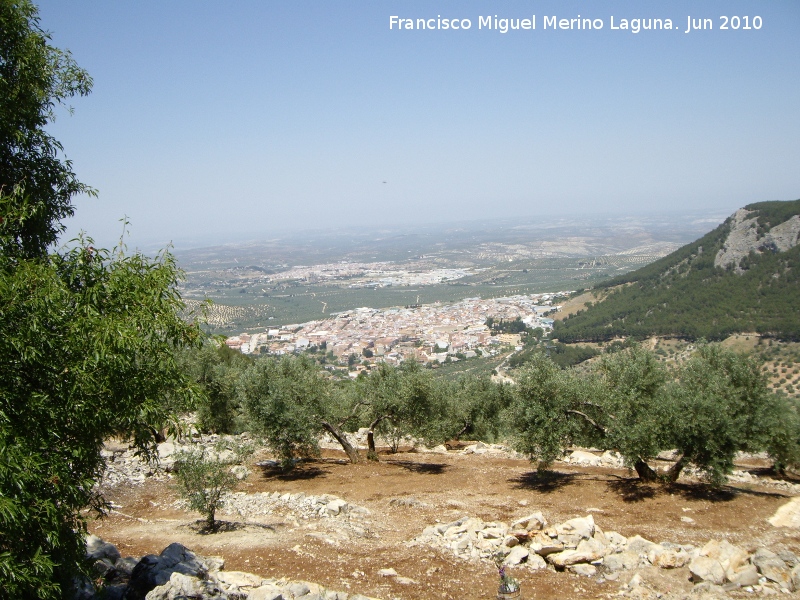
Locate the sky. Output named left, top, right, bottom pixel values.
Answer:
left=34, top=0, right=800, bottom=250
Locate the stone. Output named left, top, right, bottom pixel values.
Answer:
left=777, top=549, right=799, bottom=567
left=555, top=515, right=594, bottom=547
left=377, top=568, right=397, bottom=577
left=526, top=554, right=547, bottom=570
left=603, top=551, right=640, bottom=572
left=650, top=548, right=689, bottom=569
left=604, top=531, right=628, bottom=553
left=568, top=563, right=597, bottom=577
left=394, top=577, right=417, bottom=585
left=509, top=529, right=530, bottom=543
left=213, top=570, right=263, bottom=588
left=548, top=538, right=605, bottom=568
left=482, top=527, right=505, bottom=539
left=287, top=582, right=311, bottom=597
left=503, top=546, right=530, bottom=566
left=325, top=499, right=348, bottom=515
left=569, top=450, right=602, bottom=466
left=689, top=556, right=726, bottom=585
left=86, top=534, right=122, bottom=562
left=510, top=511, right=547, bottom=531
left=115, top=557, right=140, bottom=578
left=730, top=564, right=760, bottom=587
left=126, top=543, right=210, bottom=600
left=144, top=572, right=226, bottom=600
left=528, top=532, right=564, bottom=556
left=626, top=535, right=658, bottom=556
left=248, top=586, right=284, bottom=600
left=752, top=548, right=793, bottom=590
left=502, top=535, right=519, bottom=548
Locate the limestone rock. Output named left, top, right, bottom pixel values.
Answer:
left=555, top=515, right=594, bottom=547
left=548, top=538, right=605, bottom=567
left=688, top=556, right=726, bottom=585
left=144, top=572, right=227, bottom=600
left=768, top=497, right=800, bottom=528
left=568, top=563, right=597, bottom=577
left=528, top=532, right=564, bottom=556
left=503, top=546, right=530, bottom=566
left=568, top=450, right=602, bottom=466
left=510, top=511, right=547, bottom=531
left=212, top=570, right=263, bottom=589
left=752, top=547, right=793, bottom=590
left=625, top=535, right=658, bottom=556
left=729, top=564, right=760, bottom=587
left=526, top=554, right=547, bottom=570
left=604, top=531, right=628, bottom=553
left=649, top=548, right=689, bottom=569
left=247, top=586, right=285, bottom=600
left=604, top=551, right=640, bottom=572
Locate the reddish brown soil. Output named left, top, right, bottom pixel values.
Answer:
left=91, top=449, right=800, bottom=600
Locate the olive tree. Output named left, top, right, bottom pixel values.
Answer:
left=353, top=361, right=449, bottom=459
left=239, top=355, right=361, bottom=468
left=173, top=439, right=253, bottom=531
left=664, top=343, right=785, bottom=485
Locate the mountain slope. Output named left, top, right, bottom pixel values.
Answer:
left=554, top=200, right=800, bottom=342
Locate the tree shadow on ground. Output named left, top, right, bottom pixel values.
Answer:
left=184, top=520, right=279, bottom=535
left=258, top=462, right=327, bottom=481
left=606, top=478, right=659, bottom=503
left=385, top=459, right=447, bottom=474
left=606, top=477, right=758, bottom=503
left=509, top=470, right=577, bottom=493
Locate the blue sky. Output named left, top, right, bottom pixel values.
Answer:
left=36, top=1, right=800, bottom=249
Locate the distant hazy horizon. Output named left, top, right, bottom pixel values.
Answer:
left=33, top=1, right=800, bottom=251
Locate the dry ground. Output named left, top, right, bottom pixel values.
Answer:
left=91, top=449, right=800, bottom=600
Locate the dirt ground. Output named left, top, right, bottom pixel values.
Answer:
left=91, top=448, right=800, bottom=600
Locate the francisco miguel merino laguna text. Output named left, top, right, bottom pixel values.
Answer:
left=389, top=15, right=764, bottom=34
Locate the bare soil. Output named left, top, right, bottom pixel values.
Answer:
left=91, top=448, right=800, bottom=600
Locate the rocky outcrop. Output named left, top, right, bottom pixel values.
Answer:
left=715, top=208, right=800, bottom=273
left=84, top=538, right=379, bottom=600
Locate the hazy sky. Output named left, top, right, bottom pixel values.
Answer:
left=36, top=0, right=800, bottom=250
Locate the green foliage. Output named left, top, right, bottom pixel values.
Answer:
left=239, top=355, right=331, bottom=469
left=554, top=200, right=800, bottom=342
left=595, top=346, right=670, bottom=468
left=664, top=344, right=785, bottom=485
left=446, top=375, right=513, bottom=442
left=179, top=341, right=251, bottom=434
left=0, top=242, right=200, bottom=594
left=509, top=353, right=597, bottom=468
left=173, top=439, right=252, bottom=531
left=507, top=344, right=799, bottom=485
left=355, top=361, right=450, bottom=448
left=0, top=0, right=94, bottom=260
left=0, top=3, right=201, bottom=595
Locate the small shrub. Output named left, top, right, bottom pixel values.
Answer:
left=173, top=440, right=252, bottom=531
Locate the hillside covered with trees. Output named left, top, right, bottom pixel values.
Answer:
left=554, top=200, right=800, bottom=342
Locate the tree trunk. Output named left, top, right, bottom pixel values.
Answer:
left=321, top=421, right=360, bottom=464
left=665, top=455, right=685, bottom=482
left=367, top=415, right=391, bottom=455
left=455, top=421, right=471, bottom=440
left=634, top=458, right=659, bottom=482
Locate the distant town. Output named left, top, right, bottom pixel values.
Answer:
left=224, top=291, right=571, bottom=374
